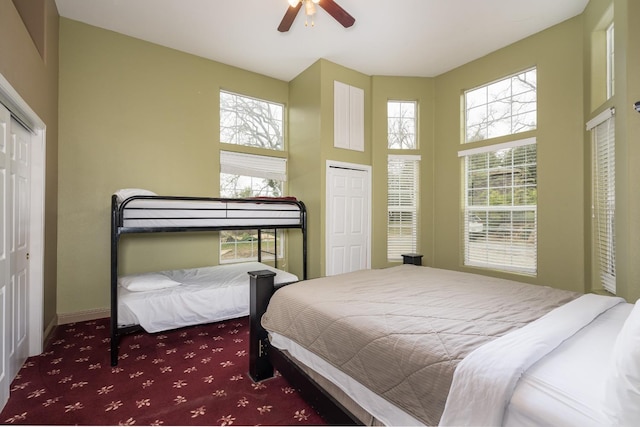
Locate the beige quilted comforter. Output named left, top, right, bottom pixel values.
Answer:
left=261, top=265, right=579, bottom=425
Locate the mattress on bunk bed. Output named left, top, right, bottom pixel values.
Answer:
left=118, top=261, right=297, bottom=333
left=114, top=189, right=303, bottom=229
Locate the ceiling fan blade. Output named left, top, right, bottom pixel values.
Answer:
left=318, top=0, right=355, bottom=28
left=278, top=2, right=303, bottom=32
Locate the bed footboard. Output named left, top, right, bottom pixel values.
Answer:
left=248, top=270, right=361, bottom=425
left=248, top=269, right=276, bottom=382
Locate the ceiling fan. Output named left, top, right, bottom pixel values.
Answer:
left=278, top=0, right=356, bottom=32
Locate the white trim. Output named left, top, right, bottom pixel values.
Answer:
left=29, top=129, right=45, bottom=355
left=458, top=137, right=536, bottom=157
left=57, top=308, right=110, bottom=325
left=586, top=107, right=615, bottom=131
left=0, top=73, right=45, bottom=357
left=388, top=154, right=421, bottom=161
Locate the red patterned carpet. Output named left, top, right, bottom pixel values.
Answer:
left=1, top=317, right=326, bottom=425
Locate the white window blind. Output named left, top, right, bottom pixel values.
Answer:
left=387, top=155, right=420, bottom=261
left=460, top=139, right=537, bottom=274
left=589, top=110, right=616, bottom=294
left=219, top=151, right=286, bottom=263
left=220, top=151, right=287, bottom=182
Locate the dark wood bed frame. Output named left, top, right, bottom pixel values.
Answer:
left=247, top=255, right=423, bottom=425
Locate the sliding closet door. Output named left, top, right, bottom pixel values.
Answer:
left=9, top=116, right=30, bottom=381
left=0, top=104, right=10, bottom=409
left=0, top=104, right=31, bottom=410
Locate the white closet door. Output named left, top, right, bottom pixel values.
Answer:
left=326, top=163, right=370, bottom=276
left=0, top=104, right=10, bottom=410
left=9, top=117, right=30, bottom=381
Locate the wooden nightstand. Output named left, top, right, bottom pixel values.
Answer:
left=401, top=253, right=423, bottom=266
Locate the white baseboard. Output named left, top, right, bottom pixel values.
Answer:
left=57, top=308, right=110, bottom=325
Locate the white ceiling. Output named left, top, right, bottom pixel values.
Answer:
left=54, top=0, right=589, bottom=82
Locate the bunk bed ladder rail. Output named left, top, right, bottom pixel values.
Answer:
left=257, top=228, right=277, bottom=269
left=110, top=195, right=120, bottom=366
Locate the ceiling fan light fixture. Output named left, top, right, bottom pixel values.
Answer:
left=304, top=0, right=317, bottom=17
left=278, top=0, right=355, bottom=32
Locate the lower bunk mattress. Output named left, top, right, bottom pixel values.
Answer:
left=118, top=261, right=297, bottom=333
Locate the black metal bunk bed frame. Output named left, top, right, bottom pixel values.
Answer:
left=110, top=194, right=307, bottom=366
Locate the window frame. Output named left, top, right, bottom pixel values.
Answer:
left=587, top=108, right=616, bottom=294
left=219, top=151, right=287, bottom=264
left=464, top=68, right=537, bottom=143
left=219, top=90, right=285, bottom=151
left=606, top=23, right=615, bottom=100
left=387, top=100, right=417, bottom=149
left=459, top=138, right=538, bottom=275
left=387, top=154, right=420, bottom=261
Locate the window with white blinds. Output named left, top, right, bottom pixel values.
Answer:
left=387, top=155, right=420, bottom=261
left=219, top=151, right=286, bottom=263
left=459, top=138, right=537, bottom=274
left=588, top=108, right=616, bottom=294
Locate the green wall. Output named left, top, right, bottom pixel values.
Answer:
left=0, top=0, right=59, bottom=332
left=433, top=17, right=586, bottom=293
left=58, top=0, right=640, bottom=317
left=371, top=76, right=435, bottom=268
left=57, top=19, right=289, bottom=315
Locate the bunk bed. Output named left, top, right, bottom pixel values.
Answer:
left=110, top=189, right=307, bottom=366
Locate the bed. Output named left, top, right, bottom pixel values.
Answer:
left=248, top=263, right=640, bottom=426
left=110, top=189, right=307, bottom=366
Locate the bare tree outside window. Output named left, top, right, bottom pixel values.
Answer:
left=220, top=91, right=284, bottom=150
left=465, top=69, right=537, bottom=142
left=218, top=91, right=286, bottom=263
left=388, top=101, right=417, bottom=149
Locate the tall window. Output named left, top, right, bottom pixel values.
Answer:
left=465, top=68, right=537, bottom=143
left=460, top=140, right=537, bottom=274
left=388, top=101, right=417, bottom=149
left=219, top=151, right=286, bottom=263
left=462, top=68, right=538, bottom=274
left=219, top=89, right=286, bottom=263
left=606, top=23, right=615, bottom=99
left=588, top=109, right=616, bottom=294
left=387, top=155, right=420, bottom=261
left=220, top=90, right=284, bottom=150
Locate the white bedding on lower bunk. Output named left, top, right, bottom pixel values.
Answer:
left=118, top=262, right=297, bottom=333
left=271, top=294, right=633, bottom=426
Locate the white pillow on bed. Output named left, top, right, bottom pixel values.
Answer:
left=119, top=273, right=182, bottom=292
left=603, top=298, right=640, bottom=426
left=114, top=188, right=157, bottom=203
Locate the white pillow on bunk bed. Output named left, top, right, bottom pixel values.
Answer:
left=603, top=298, right=640, bottom=426
left=114, top=188, right=157, bottom=204
left=119, top=273, right=182, bottom=292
